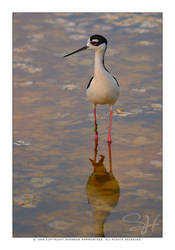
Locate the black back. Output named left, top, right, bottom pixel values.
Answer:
left=87, top=76, right=93, bottom=89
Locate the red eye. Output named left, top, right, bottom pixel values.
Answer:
left=91, top=41, right=98, bottom=46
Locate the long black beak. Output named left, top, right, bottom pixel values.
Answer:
left=63, top=46, right=88, bottom=58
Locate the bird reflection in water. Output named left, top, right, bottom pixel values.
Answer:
left=86, top=140, right=120, bottom=237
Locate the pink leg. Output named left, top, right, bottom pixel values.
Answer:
left=94, top=105, right=98, bottom=143
left=108, top=141, right=112, bottom=173
left=108, top=106, right=113, bottom=143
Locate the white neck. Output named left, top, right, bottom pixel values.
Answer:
left=94, top=49, right=106, bottom=76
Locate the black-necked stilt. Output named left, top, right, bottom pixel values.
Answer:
left=64, top=34, right=120, bottom=143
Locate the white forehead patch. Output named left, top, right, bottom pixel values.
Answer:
left=91, top=39, right=99, bottom=42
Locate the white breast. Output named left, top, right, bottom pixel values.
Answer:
left=86, top=70, right=120, bottom=105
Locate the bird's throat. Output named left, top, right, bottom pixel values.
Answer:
left=94, top=50, right=106, bottom=76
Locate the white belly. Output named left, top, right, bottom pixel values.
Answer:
left=86, top=71, right=120, bottom=105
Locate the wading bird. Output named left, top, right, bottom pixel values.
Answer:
left=64, top=34, right=120, bottom=143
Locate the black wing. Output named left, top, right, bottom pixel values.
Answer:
left=113, top=76, right=119, bottom=87
left=87, top=76, right=93, bottom=89
left=103, top=65, right=120, bottom=87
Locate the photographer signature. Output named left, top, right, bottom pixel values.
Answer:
left=122, top=213, right=161, bottom=235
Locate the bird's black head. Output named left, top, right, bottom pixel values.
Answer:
left=89, top=34, right=108, bottom=46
